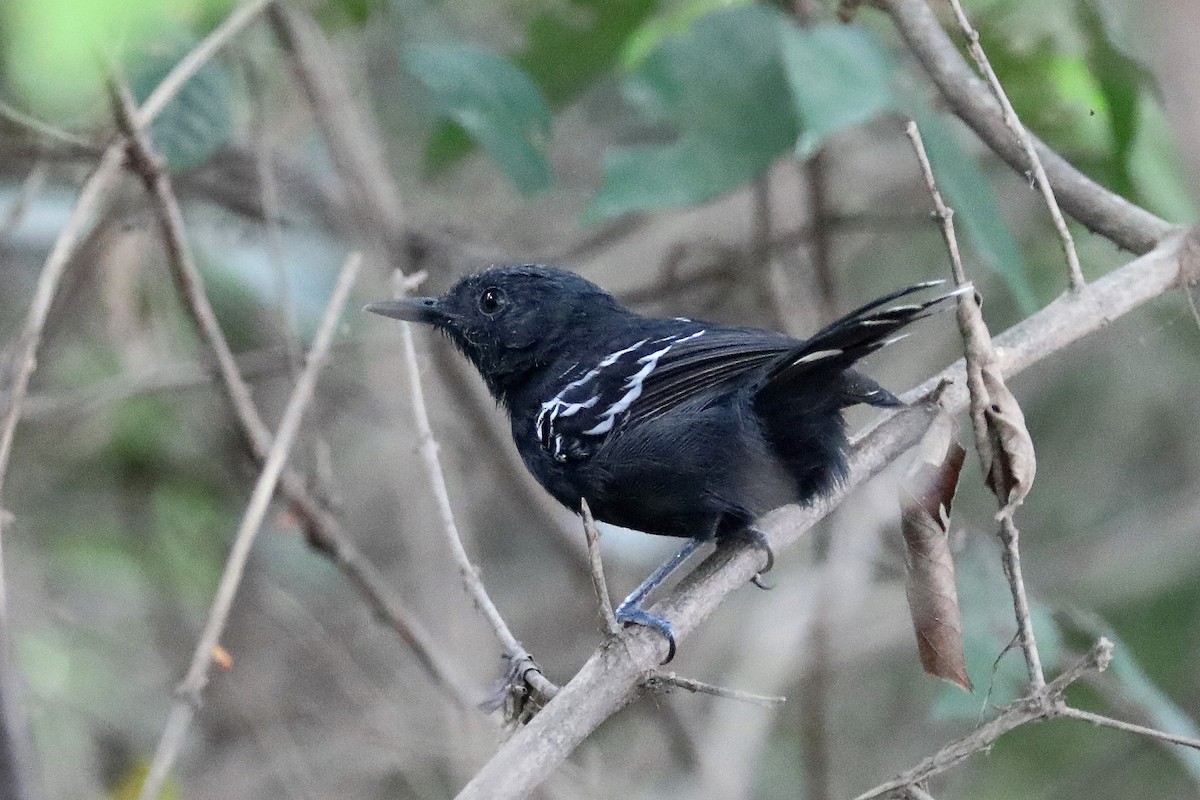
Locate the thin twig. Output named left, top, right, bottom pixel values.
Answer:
left=0, top=144, right=122, bottom=619
left=879, top=0, right=1176, bottom=254
left=646, top=672, right=786, bottom=708
left=394, top=270, right=559, bottom=705
left=0, top=100, right=103, bottom=154
left=138, top=0, right=273, bottom=125
left=906, top=120, right=1046, bottom=691
left=905, top=122, right=966, bottom=284
left=1057, top=705, right=1200, bottom=751
left=0, top=163, right=47, bottom=246
left=136, top=250, right=361, bottom=800
left=945, top=0, right=1083, bottom=290
left=579, top=499, right=619, bottom=635
left=110, top=78, right=472, bottom=707
left=904, top=786, right=937, bottom=800
left=267, top=3, right=408, bottom=251
left=851, top=639, right=1113, bottom=800
left=0, top=0, right=272, bottom=620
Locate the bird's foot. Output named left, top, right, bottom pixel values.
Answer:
left=614, top=603, right=677, bottom=664
left=739, top=527, right=775, bottom=590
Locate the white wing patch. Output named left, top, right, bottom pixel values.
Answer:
left=535, top=330, right=705, bottom=460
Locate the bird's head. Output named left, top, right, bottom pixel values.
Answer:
left=366, top=265, right=626, bottom=403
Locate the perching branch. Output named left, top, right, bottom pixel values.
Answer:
left=453, top=230, right=1193, bottom=799
left=875, top=0, right=1178, bottom=254
left=135, top=248, right=362, bottom=800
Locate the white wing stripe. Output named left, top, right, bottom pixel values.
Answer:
left=540, top=329, right=707, bottom=443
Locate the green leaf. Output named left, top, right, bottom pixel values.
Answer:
left=518, top=0, right=661, bottom=107
left=779, top=24, right=895, bottom=158
left=406, top=44, right=553, bottom=196
left=1075, top=0, right=1157, bottom=195
left=426, top=0, right=661, bottom=176
left=131, top=49, right=233, bottom=172
left=620, top=0, right=746, bottom=70
left=585, top=5, right=798, bottom=221
left=909, top=107, right=1038, bottom=314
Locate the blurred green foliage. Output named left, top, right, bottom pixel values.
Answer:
left=406, top=43, right=554, bottom=196
left=1, top=0, right=234, bottom=122
left=0, top=0, right=1196, bottom=797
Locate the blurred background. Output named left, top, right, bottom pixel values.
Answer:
left=0, top=0, right=1198, bottom=798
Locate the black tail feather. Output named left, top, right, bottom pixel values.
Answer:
left=768, top=282, right=968, bottom=385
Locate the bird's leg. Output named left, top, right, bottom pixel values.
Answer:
left=737, top=527, right=775, bottom=590
left=614, top=536, right=705, bottom=664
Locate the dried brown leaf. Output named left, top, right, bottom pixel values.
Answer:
left=981, top=370, right=1036, bottom=515
left=955, top=289, right=1036, bottom=517
left=902, top=414, right=971, bottom=691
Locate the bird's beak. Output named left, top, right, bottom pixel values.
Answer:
left=363, top=297, right=446, bottom=325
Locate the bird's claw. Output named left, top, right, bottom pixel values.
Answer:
left=741, top=527, right=775, bottom=590
left=615, top=604, right=677, bottom=664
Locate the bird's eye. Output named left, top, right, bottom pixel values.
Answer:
left=479, top=287, right=507, bottom=315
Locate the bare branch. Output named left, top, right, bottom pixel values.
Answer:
left=0, top=100, right=103, bottom=155
left=137, top=0, right=273, bottom=125
left=110, top=79, right=473, bottom=707
left=1057, top=705, right=1200, bottom=752
left=136, top=249, right=362, bottom=800
left=852, top=639, right=1114, bottom=800
left=945, top=0, right=1084, bottom=290
left=907, top=120, right=1045, bottom=689
left=395, top=271, right=559, bottom=707
left=0, top=164, right=47, bottom=247
left=453, top=232, right=1190, bottom=800
left=0, top=0, right=272, bottom=620
left=580, top=499, right=620, bottom=636
left=876, top=0, right=1178, bottom=254
left=267, top=3, right=408, bottom=253
left=645, top=672, right=786, bottom=708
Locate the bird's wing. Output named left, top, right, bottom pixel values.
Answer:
left=534, top=281, right=961, bottom=461
left=627, top=328, right=797, bottom=423
left=534, top=326, right=796, bottom=460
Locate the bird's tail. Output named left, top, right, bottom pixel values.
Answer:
left=768, top=280, right=968, bottom=387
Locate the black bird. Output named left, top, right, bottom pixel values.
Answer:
left=367, top=266, right=960, bottom=661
